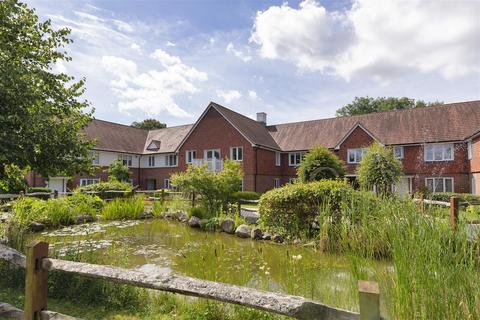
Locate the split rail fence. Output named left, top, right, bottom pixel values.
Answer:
left=0, top=241, right=383, bottom=320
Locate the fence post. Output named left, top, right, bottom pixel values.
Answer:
left=161, top=189, right=165, bottom=204
left=53, top=190, right=58, bottom=199
left=450, top=196, right=460, bottom=229
left=237, top=200, right=242, bottom=215
left=191, top=191, right=196, bottom=207
left=358, top=280, right=380, bottom=320
left=25, top=241, right=49, bottom=320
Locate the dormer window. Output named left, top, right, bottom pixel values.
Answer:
left=147, top=140, right=161, bottom=151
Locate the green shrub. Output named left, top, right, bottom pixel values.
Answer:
left=27, top=187, right=52, bottom=193
left=101, top=197, right=144, bottom=220
left=67, top=193, right=103, bottom=218
left=259, top=180, right=354, bottom=236
left=42, top=198, right=76, bottom=226
left=429, top=192, right=480, bottom=202
left=11, top=197, right=46, bottom=226
left=231, top=191, right=261, bottom=201
left=76, top=180, right=133, bottom=199
left=188, top=205, right=211, bottom=219
left=297, top=145, right=345, bottom=182
left=152, top=201, right=167, bottom=217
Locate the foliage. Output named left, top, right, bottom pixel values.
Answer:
left=0, top=164, right=28, bottom=193
left=131, top=118, right=167, bottom=130
left=0, top=0, right=94, bottom=181
left=151, top=201, right=167, bottom=217
left=466, top=205, right=480, bottom=218
left=75, top=179, right=133, bottom=199
left=231, top=191, right=261, bottom=201
left=66, top=193, right=103, bottom=217
left=428, top=192, right=480, bottom=202
left=107, top=160, right=131, bottom=183
left=172, top=160, right=242, bottom=215
left=101, top=197, right=144, bottom=220
left=27, top=187, right=52, bottom=193
left=297, top=145, right=345, bottom=182
left=188, top=205, right=211, bottom=219
left=336, top=96, right=442, bottom=116
left=259, top=180, right=354, bottom=237
left=357, top=143, right=403, bottom=195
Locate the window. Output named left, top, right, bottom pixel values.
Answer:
left=274, top=178, right=281, bottom=188
left=230, top=147, right=243, bottom=161
left=165, top=154, right=177, bottom=167
left=118, top=154, right=133, bottom=166
left=148, top=156, right=155, bottom=167
left=80, top=178, right=99, bottom=186
left=288, top=152, right=304, bottom=166
left=164, top=179, right=171, bottom=189
left=185, top=150, right=196, bottom=164
left=425, top=177, right=454, bottom=193
left=424, top=144, right=454, bottom=161
left=467, top=141, right=472, bottom=160
left=90, top=151, right=100, bottom=165
left=347, top=148, right=367, bottom=164
left=275, top=152, right=281, bottom=166
left=394, top=146, right=404, bottom=159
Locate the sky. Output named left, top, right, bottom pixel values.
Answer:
left=27, top=0, right=480, bottom=127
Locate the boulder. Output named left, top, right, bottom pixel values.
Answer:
left=235, top=224, right=251, bottom=238
left=251, top=228, right=263, bottom=240
left=273, top=234, right=284, bottom=243
left=188, top=216, right=201, bottom=228
left=177, top=211, right=188, bottom=222
left=262, top=233, right=272, bottom=241
left=139, top=212, right=154, bottom=220
left=29, top=221, right=45, bottom=232
left=220, top=218, right=235, bottom=234
left=76, top=214, right=94, bottom=224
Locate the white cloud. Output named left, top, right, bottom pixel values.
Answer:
left=130, top=43, right=141, bottom=52
left=226, top=42, right=252, bottom=62
left=166, top=41, right=176, bottom=47
left=216, top=89, right=242, bottom=103
left=248, top=90, right=258, bottom=100
left=251, top=0, right=480, bottom=81
left=102, top=56, right=137, bottom=78
left=112, top=19, right=134, bottom=33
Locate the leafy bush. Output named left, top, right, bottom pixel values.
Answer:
left=101, top=197, right=144, bottom=220
left=67, top=193, right=103, bottom=218
left=27, top=187, right=52, bottom=193
left=42, top=198, right=76, bottom=226
left=0, top=164, right=28, bottom=193
left=11, top=197, right=46, bottom=226
left=188, top=205, right=211, bottom=219
left=429, top=192, right=480, bottom=202
left=231, top=191, right=261, bottom=201
left=107, top=160, right=131, bottom=182
left=76, top=179, right=133, bottom=199
left=259, top=180, right=354, bottom=236
left=297, top=145, right=345, bottom=182
left=152, top=201, right=167, bottom=217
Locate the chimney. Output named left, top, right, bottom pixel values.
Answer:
left=256, top=112, right=267, bottom=126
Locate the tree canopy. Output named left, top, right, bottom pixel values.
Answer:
left=336, top=97, right=442, bottom=117
left=107, top=160, right=131, bottom=183
left=357, top=143, right=403, bottom=196
left=131, top=119, right=167, bottom=130
left=0, top=0, right=93, bottom=189
left=297, top=146, right=345, bottom=182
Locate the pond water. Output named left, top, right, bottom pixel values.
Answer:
left=33, top=219, right=386, bottom=311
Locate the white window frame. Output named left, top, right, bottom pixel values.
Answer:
left=275, top=152, right=281, bottom=166
left=230, top=146, right=243, bottom=161
left=164, top=178, right=171, bottom=189
left=80, top=178, right=100, bottom=187
left=467, top=141, right=472, bottom=160
left=165, top=154, right=177, bottom=167
left=274, top=178, right=281, bottom=188
left=148, top=155, right=155, bottom=167
left=347, top=148, right=367, bottom=164
left=118, top=154, right=133, bottom=167
left=424, top=143, right=454, bottom=162
left=185, top=150, right=197, bottom=164
left=90, top=151, right=100, bottom=165
left=393, top=146, right=404, bottom=159
left=204, top=149, right=221, bottom=160
left=288, top=152, right=304, bottom=167
left=425, top=177, right=454, bottom=193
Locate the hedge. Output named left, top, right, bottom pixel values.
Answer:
left=259, top=180, right=354, bottom=236
left=429, top=192, right=480, bottom=202
left=75, top=180, right=133, bottom=199
left=231, top=191, right=261, bottom=201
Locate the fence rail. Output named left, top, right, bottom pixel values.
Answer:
left=0, top=242, right=383, bottom=320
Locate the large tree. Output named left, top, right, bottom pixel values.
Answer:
left=336, top=96, right=442, bottom=117
left=131, top=119, right=166, bottom=130
left=0, top=0, right=93, bottom=188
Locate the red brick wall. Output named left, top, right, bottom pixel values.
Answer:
left=335, top=126, right=375, bottom=174
left=25, top=171, right=47, bottom=188
left=139, top=167, right=179, bottom=189
left=471, top=137, right=480, bottom=173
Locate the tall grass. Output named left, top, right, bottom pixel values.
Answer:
left=101, top=197, right=144, bottom=220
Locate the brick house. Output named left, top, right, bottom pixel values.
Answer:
left=30, top=100, right=480, bottom=196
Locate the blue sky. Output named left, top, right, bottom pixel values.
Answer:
left=28, top=0, right=480, bottom=126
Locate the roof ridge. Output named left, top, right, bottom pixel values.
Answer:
left=210, top=101, right=259, bottom=124
left=147, top=123, right=194, bottom=133
left=92, top=118, right=149, bottom=132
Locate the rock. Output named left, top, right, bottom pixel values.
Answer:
left=262, top=233, right=272, bottom=241
left=293, top=238, right=302, bottom=246
left=251, top=228, right=263, bottom=240
left=220, top=218, right=235, bottom=234
left=311, top=221, right=320, bottom=230
left=177, top=211, right=188, bottom=222
left=29, top=221, right=45, bottom=232
left=188, top=216, right=201, bottom=228
left=240, top=209, right=260, bottom=224
left=139, top=212, right=154, bottom=220
left=235, top=224, right=251, bottom=238
left=164, top=211, right=175, bottom=219
left=76, top=214, right=94, bottom=224
left=273, top=234, right=284, bottom=243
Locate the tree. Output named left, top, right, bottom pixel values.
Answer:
left=0, top=0, right=93, bottom=187
left=336, top=96, right=442, bottom=117
left=171, top=160, right=242, bottom=215
left=131, top=119, right=166, bottom=130
left=107, top=160, right=131, bottom=183
left=297, top=146, right=345, bottom=182
left=357, top=143, right=403, bottom=196
left=0, top=164, right=28, bottom=193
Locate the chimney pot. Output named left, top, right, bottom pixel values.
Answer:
left=256, top=112, right=267, bottom=126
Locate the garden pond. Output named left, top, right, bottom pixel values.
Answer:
left=31, top=219, right=389, bottom=312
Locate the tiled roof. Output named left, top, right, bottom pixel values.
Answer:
left=143, top=124, right=194, bottom=154
left=268, top=100, right=480, bottom=151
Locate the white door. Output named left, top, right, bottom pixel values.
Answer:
left=48, top=177, right=66, bottom=193
left=204, top=149, right=221, bottom=171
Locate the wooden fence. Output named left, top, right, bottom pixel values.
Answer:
left=0, top=242, right=383, bottom=320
